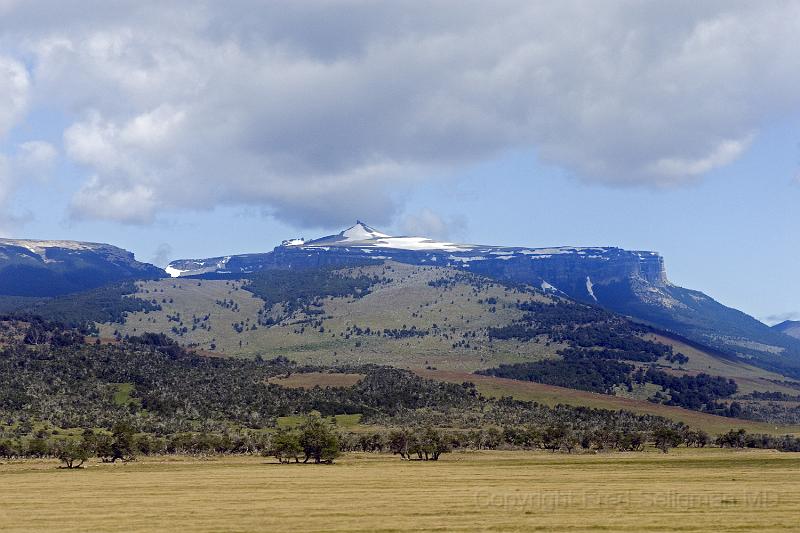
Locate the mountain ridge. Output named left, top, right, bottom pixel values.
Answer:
left=166, top=222, right=800, bottom=377
left=774, top=320, right=800, bottom=340
left=0, top=238, right=165, bottom=297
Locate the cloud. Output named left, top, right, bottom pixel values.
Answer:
left=763, top=312, right=800, bottom=326
left=400, top=209, right=467, bottom=241
left=0, top=140, right=57, bottom=234
left=0, top=153, right=34, bottom=235
left=1, top=1, right=799, bottom=227
left=150, top=242, right=172, bottom=267
left=0, top=55, right=28, bottom=138
left=15, top=141, right=57, bottom=181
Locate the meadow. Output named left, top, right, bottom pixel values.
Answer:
left=1, top=449, right=798, bottom=532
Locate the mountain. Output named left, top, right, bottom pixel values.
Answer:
left=774, top=320, right=800, bottom=340
left=167, top=222, right=800, bottom=376
left=0, top=238, right=165, bottom=297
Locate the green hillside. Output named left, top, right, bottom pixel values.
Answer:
left=87, top=262, right=800, bottom=427
left=99, top=263, right=559, bottom=370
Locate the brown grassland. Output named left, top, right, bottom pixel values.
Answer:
left=415, top=369, right=800, bottom=436
left=1, top=449, right=798, bottom=532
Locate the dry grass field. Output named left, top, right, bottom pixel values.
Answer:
left=1, top=449, right=798, bottom=532
left=416, top=369, right=800, bottom=436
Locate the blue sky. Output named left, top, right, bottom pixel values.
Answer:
left=1, top=1, right=799, bottom=323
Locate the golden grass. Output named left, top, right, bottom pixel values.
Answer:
left=416, top=369, right=800, bottom=436
left=1, top=449, right=799, bottom=532
left=647, top=334, right=800, bottom=395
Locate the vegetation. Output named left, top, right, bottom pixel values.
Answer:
left=0, top=281, right=161, bottom=332
left=478, top=359, right=635, bottom=394
left=245, top=267, right=379, bottom=319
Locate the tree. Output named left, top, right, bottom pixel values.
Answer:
left=684, top=429, right=710, bottom=448
left=716, top=429, right=747, bottom=448
left=481, top=427, right=503, bottom=450
left=560, top=430, right=579, bottom=454
left=388, top=429, right=412, bottom=459
left=542, top=425, right=567, bottom=452
left=417, top=427, right=451, bottom=461
left=652, top=427, right=683, bottom=453
left=53, top=439, right=91, bottom=469
left=94, top=433, right=116, bottom=463
left=270, top=430, right=302, bottom=464
left=0, top=439, right=20, bottom=459
left=299, top=416, right=340, bottom=464
left=108, top=422, right=137, bottom=462
left=26, top=437, right=50, bottom=458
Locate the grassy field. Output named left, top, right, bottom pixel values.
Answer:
left=99, top=263, right=558, bottom=369
left=416, top=369, right=800, bottom=435
left=647, top=334, right=800, bottom=396
left=1, top=449, right=798, bottom=532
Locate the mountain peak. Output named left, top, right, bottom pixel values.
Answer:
left=340, top=221, right=390, bottom=242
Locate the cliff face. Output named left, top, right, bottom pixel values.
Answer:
left=0, top=239, right=165, bottom=297
left=173, top=238, right=668, bottom=306
left=269, top=244, right=669, bottom=303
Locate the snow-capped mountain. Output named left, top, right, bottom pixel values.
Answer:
left=168, top=221, right=668, bottom=294
left=166, top=222, right=800, bottom=376
left=0, top=238, right=165, bottom=297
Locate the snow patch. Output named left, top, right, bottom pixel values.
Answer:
left=165, top=265, right=186, bottom=278
left=372, top=237, right=470, bottom=251
left=541, top=281, right=556, bottom=291
left=586, top=276, right=598, bottom=301
left=340, top=222, right=390, bottom=242
left=447, top=255, right=487, bottom=263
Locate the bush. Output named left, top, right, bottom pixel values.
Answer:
left=270, top=430, right=302, bottom=464
left=53, top=439, right=91, bottom=469
left=299, top=416, right=340, bottom=464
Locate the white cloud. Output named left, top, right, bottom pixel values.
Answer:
left=401, top=209, right=467, bottom=241
left=645, top=135, right=754, bottom=184
left=70, top=177, right=156, bottom=224
left=0, top=55, right=29, bottom=138
left=0, top=153, right=34, bottom=235
left=0, top=140, right=57, bottom=233
left=1, top=1, right=799, bottom=227
left=15, top=140, right=57, bottom=181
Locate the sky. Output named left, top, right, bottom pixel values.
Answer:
left=0, top=1, right=798, bottom=324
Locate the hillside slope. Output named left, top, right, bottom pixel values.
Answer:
left=97, top=262, right=800, bottom=425
left=774, top=320, right=800, bottom=340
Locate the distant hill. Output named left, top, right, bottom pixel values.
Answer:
left=167, top=222, right=800, bottom=378
left=0, top=238, right=164, bottom=297
left=774, top=320, right=800, bottom=340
